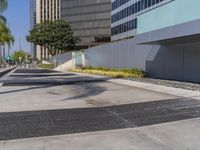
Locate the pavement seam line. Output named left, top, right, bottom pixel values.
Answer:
left=102, top=107, right=137, bottom=128
left=45, top=111, right=55, bottom=128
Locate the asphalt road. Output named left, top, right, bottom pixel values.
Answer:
left=0, top=68, right=200, bottom=150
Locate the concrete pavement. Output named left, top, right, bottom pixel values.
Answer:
left=0, top=68, right=178, bottom=112
left=0, top=67, right=15, bottom=77
left=0, top=68, right=199, bottom=149
left=1, top=118, right=200, bottom=150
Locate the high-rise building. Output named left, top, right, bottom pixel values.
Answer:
left=30, top=0, right=36, bottom=57
left=35, top=0, right=60, bottom=60
left=60, top=0, right=111, bottom=50
left=30, top=0, right=36, bottom=33
left=111, top=0, right=171, bottom=41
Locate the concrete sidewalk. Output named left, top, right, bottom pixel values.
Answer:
left=1, top=118, right=200, bottom=150
left=0, top=72, right=178, bottom=113
left=68, top=71, right=200, bottom=98
left=109, top=78, right=200, bottom=98
left=0, top=67, right=15, bottom=77
left=1, top=69, right=200, bottom=112
left=0, top=68, right=199, bottom=150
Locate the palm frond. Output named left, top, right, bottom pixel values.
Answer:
left=0, top=0, right=8, bottom=13
left=0, top=15, right=6, bottom=23
left=0, top=21, right=14, bottom=47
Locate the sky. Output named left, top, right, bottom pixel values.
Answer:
left=4, top=0, right=30, bottom=54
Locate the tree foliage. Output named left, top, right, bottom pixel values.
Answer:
left=27, top=20, right=78, bottom=56
left=13, top=50, right=27, bottom=63
left=0, top=0, right=7, bottom=23
left=0, top=0, right=14, bottom=48
left=0, top=0, right=8, bottom=14
left=0, top=21, right=14, bottom=47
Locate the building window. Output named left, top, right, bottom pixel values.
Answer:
left=111, top=19, right=137, bottom=36
left=111, top=0, right=166, bottom=23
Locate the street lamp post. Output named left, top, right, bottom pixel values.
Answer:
left=19, top=57, right=22, bottom=68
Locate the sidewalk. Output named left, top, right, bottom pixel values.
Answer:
left=68, top=71, right=200, bottom=98
left=109, top=79, right=200, bottom=98
left=0, top=69, right=200, bottom=150
left=0, top=67, right=15, bottom=77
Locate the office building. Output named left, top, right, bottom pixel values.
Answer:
left=111, top=0, right=171, bottom=41
left=35, top=0, right=60, bottom=60
left=30, top=0, right=36, bottom=57
left=60, top=0, right=111, bottom=49
left=85, top=0, right=200, bottom=83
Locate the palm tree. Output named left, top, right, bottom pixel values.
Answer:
left=0, top=21, right=14, bottom=63
left=0, top=0, right=14, bottom=64
left=0, top=0, right=7, bottom=23
left=0, top=21, right=14, bottom=47
left=0, top=0, right=8, bottom=13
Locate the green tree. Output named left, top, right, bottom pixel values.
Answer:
left=0, top=21, right=14, bottom=47
left=13, top=50, right=27, bottom=63
left=26, top=20, right=78, bottom=56
left=0, top=0, right=14, bottom=56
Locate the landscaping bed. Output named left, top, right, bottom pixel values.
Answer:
left=128, top=77, right=200, bottom=92
left=37, top=64, right=54, bottom=69
left=70, top=66, right=144, bottom=78
left=70, top=66, right=200, bottom=92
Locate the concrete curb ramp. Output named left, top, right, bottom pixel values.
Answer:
left=0, top=68, right=15, bottom=77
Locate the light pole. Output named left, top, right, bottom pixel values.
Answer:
left=19, top=57, right=22, bottom=68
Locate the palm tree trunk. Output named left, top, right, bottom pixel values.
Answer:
left=0, top=45, right=2, bottom=64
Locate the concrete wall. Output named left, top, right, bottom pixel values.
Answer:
left=85, top=38, right=153, bottom=70
left=85, top=38, right=200, bottom=83
left=49, top=52, right=73, bottom=65
left=49, top=52, right=75, bottom=71
left=54, top=59, right=75, bottom=72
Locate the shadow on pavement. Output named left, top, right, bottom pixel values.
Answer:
left=62, top=82, right=107, bottom=100
left=14, top=69, right=59, bottom=73
left=9, top=73, right=76, bottom=78
left=0, top=68, right=109, bottom=97
left=0, top=85, right=55, bottom=95
left=1, top=77, right=109, bottom=86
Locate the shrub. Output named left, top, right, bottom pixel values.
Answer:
left=37, top=64, right=54, bottom=69
left=71, top=66, right=144, bottom=78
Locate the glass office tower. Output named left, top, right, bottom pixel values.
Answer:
left=30, top=0, right=36, bottom=57
left=111, top=0, right=172, bottom=41
left=60, top=0, right=111, bottom=50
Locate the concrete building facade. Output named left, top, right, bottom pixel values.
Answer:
left=35, top=0, right=60, bottom=60
left=84, top=0, right=200, bottom=83
left=60, top=0, right=111, bottom=50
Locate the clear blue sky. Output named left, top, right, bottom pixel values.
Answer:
left=4, top=0, right=30, bottom=54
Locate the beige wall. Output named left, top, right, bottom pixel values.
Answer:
left=36, top=0, right=60, bottom=60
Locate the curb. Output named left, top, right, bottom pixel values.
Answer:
left=0, top=67, right=15, bottom=78
left=63, top=71, right=200, bottom=99
left=109, top=79, right=200, bottom=98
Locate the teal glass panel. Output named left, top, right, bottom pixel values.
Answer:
left=137, top=0, right=200, bottom=34
left=75, top=51, right=83, bottom=66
